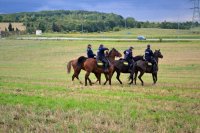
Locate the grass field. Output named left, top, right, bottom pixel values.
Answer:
left=21, top=28, right=200, bottom=39
left=0, top=38, right=200, bottom=132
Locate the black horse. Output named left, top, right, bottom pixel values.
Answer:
left=129, top=50, right=163, bottom=86
left=113, top=56, right=143, bottom=84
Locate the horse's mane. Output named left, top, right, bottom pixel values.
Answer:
left=108, top=48, right=115, bottom=57
left=77, top=56, right=88, bottom=67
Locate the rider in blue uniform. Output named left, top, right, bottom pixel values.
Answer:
left=87, top=44, right=96, bottom=58
left=124, top=46, right=134, bottom=65
left=124, top=46, right=135, bottom=71
left=97, top=44, right=109, bottom=72
left=145, top=44, right=157, bottom=73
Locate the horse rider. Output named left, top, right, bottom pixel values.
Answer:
left=145, top=44, right=157, bottom=73
left=124, top=46, right=134, bottom=70
left=97, top=44, right=109, bottom=72
left=87, top=44, right=96, bottom=58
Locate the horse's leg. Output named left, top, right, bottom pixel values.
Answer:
left=154, top=73, right=157, bottom=84
left=88, top=77, right=93, bottom=86
left=72, top=74, right=76, bottom=81
left=108, top=72, right=112, bottom=85
left=85, top=71, right=90, bottom=86
left=138, top=71, right=144, bottom=86
left=129, top=74, right=133, bottom=85
left=116, top=71, right=122, bottom=84
left=93, top=73, right=99, bottom=84
left=156, top=73, right=158, bottom=82
left=104, top=74, right=109, bottom=85
left=75, top=69, right=83, bottom=84
left=94, top=73, right=101, bottom=84
left=129, top=72, right=134, bottom=85
left=134, top=71, right=138, bottom=85
left=98, top=73, right=101, bottom=85
left=152, top=73, right=156, bottom=85
left=152, top=73, right=155, bottom=84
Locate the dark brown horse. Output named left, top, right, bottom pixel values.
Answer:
left=113, top=56, right=143, bottom=84
left=129, top=50, right=163, bottom=86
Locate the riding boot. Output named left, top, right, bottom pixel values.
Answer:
left=153, top=64, right=157, bottom=73
left=104, top=63, right=109, bottom=73
left=128, top=63, right=133, bottom=72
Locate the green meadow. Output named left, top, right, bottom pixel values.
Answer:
left=22, top=28, right=200, bottom=39
left=0, top=30, right=200, bottom=132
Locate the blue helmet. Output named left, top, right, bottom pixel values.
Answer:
left=129, top=46, right=134, bottom=50
left=99, top=44, right=104, bottom=48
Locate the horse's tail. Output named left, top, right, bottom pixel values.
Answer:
left=77, top=56, right=88, bottom=68
left=67, top=60, right=73, bottom=74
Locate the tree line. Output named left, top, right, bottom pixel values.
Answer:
left=0, top=10, right=199, bottom=33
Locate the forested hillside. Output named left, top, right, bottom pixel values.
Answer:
left=0, top=10, right=134, bottom=33
left=0, top=10, right=198, bottom=33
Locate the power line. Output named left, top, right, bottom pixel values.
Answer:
left=191, top=0, right=200, bottom=24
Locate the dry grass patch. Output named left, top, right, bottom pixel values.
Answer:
left=0, top=23, right=26, bottom=31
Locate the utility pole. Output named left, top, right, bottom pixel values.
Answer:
left=191, top=0, right=200, bottom=27
left=0, top=28, right=1, bottom=38
left=125, top=18, right=127, bottom=29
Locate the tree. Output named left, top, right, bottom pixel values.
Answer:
left=0, top=16, right=3, bottom=22
left=8, top=23, right=13, bottom=31
left=52, top=22, right=60, bottom=32
left=126, top=17, right=136, bottom=28
left=38, top=22, right=46, bottom=32
left=137, top=23, right=141, bottom=28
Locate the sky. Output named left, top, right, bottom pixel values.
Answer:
left=0, top=0, right=194, bottom=22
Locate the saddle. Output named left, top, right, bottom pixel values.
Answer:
left=97, top=60, right=104, bottom=67
left=119, top=58, right=130, bottom=66
left=145, top=61, right=152, bottom=66
left=123, top=61, right=129, bottom=66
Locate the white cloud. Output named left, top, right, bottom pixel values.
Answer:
left=0, top=0, right=193, bottom=22
left=36, top=6, right=52, bottom=11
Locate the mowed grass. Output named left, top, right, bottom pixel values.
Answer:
left=0, top=39, right=200, bottom=132
left=22, top=28, right=200, bottom=39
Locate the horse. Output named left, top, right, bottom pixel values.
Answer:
left=83, top=48, right=122, bottom=86
left=129, top=50, right=163, bottom=86
left=67, top=56, right=87, bottom=84
left=113, top=56, right=143, bottom=84
left=67, top=48, right=122, bottom=84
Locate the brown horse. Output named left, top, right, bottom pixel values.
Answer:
left=67, top=48, right=122, bottom=85
left=83, top=48, right=122, bottom=86
left=67, top=57, right=87, bottom=84
left=67, top=52, right=110, bottom=84
left=67, top=56, right=101, bottom=84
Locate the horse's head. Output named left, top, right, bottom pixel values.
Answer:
left=154, top=49, right=163, bottom=59
left=105, top=50, right=109, bottom=57
left=109, top=48, right=122, bottom=58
